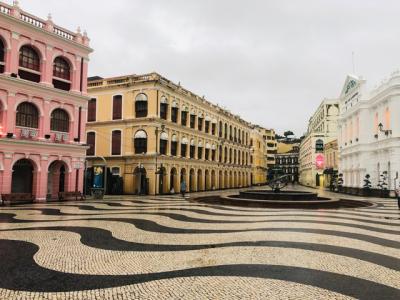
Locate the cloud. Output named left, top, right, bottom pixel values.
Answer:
left=15, top=0, right=400, bottom=136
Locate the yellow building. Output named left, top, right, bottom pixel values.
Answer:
left=262, top=128, right=277, bottom=170
left=86, top=73, right=266, bottom=195
left=250, top=125, right=268, bottom=185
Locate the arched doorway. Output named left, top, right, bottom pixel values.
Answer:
left=134, top=166, right=147, bottom=195
left=180, top=168, right=187, bottom=190
left=189, top=169, right=195, bottom=192
left=219, top=170, right=223, bottom=189
left=47, top=160, right=69, bottom=199
left=197, top=169, right=203, bottom=191
left=170, top=167, right=178, bottom=193
left=158, top=166, right=166, bottom=195
left=230, top=171, right=234, bottom=188
left=224, top=171, right=229, bottom=189
left=211, top=170, right=216, bottom=190
left=205, top=170, right=210, bottom=190
left=11, top=159, right=34, bottom=194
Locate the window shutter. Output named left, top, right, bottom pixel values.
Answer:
left=113, top=95, right=122, bottom=120
left=86, top=132, right=96, bottom=155
left=88, top=99, right=96, bottom=122
left=112, top=130, right=121, bottom=155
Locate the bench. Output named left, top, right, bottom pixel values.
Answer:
left=1, top=193, right=35, bottom=205
left=58, top=191, right=84, bottom=201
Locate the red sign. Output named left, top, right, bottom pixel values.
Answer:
left=316, top=154, right=324, bottom=169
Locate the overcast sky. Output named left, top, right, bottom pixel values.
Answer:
left=14, top=0, right=400, bottom=136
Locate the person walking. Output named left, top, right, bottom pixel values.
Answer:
left=180, top=180, right=187, bottom=198
left=396, top=187, right=400, bottom=209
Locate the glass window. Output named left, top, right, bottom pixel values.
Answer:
left=19, top=46, right=40, bottom=71
left=50, top=109, right=69, bottom=132
left=16, top=102, right=39, bottom=128
left=53, top=57, right=70, bottom=80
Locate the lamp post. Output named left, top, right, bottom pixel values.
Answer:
left=154, top=124, right=165, bottom=195
left=378, top=123, right=392, bottom=136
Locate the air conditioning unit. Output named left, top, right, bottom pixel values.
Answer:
left=55, top=132, right=63, bottom=142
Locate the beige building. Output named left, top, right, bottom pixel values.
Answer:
left=250, top=125, right=268, bottom=185
left=323, top=139, right=338, bottom=188
left=262, top=128, right=277, bottom=170
left=299, top=98, right=339, bottom=187
left=86, top=73, right=268, bottom=195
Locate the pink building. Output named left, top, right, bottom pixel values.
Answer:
left=0, top=1, right=92, bottom=202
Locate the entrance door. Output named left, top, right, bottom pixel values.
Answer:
left=12, top=159, right=34, bottom=193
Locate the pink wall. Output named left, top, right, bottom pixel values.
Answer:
left=0, top=1, right=92, bottom=202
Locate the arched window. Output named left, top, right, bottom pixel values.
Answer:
left=0, top=39, right=5, bottom=73
left=134, top=130, right=147, bottom=154
left=181, top=106, right=188, bottom=126
left=229, top=125, right=233, bottom=140
left=219, top=121, right=223, bottom=137
left=111, top=130, right=121, bottom=155
left=160, top=132, right=168, bottom=155
left=234, top=128, right=237, bottom=142
left=205, top=143, right=211, bottom=160
left=113, top=95, right=122, bottom=120
left=86, top=132, right=95, bottom=156
left=198, top=113, right=204, bottom=131
left=18, top=46, right=41, bottom=82
left=53, top=57, right=71, bottom=91
left=198, top=141, right=203, bottom=159
left=211, top=144, right=216, bottom=161
left=190, top=109, right=196, bottom=128
left=205, top=116, right=211, bottom=133
left=87, top=98, right=96, bottom=122
left=16, top=102, right=39, bottom=128
left=190, top=139, right=196, bottom=158
left=224, top=146, right=228, bottom=163
left=181, top=137, right=188, bottom=157
left=50, top=108, right=69, bottom=132
left=224, top=123, right=227, bottom=139
left=135, top=93, right=148, bottom=118
left=171, top=134, right=178, bottom=156
left=160, top=96, right=168, bottom=120
left=171, top=101, right=179, bottom=123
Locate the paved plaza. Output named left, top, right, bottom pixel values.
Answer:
left=0, top=187, right=399, bottom=299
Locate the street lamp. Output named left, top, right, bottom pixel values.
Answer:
left=378, top=123, right=392, bottom=136
left=155, top=124, right=166, bottom=195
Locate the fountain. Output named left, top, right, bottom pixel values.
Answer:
left=195, top=169, right=372, bottom=209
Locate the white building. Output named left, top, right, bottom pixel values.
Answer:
left=338, top=73, right=400, bottom=195
left=299, top=99, right=339, bottom=187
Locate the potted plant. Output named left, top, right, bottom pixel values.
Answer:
left=337, top=173, right=344, bottom=193
left=377, top=171, right=389, bottom=198
left=362, top=174, right=372, bottom=196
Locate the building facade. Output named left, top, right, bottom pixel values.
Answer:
left=250, top=125, right=267, bottom=185
left=263, top=128, right=276, bottom=170
left=338, top=73, right=400, bottom=195
left=0, top=1, right=92, bottom=202
left=275, top=143, right=299, bottom=182
left=323, top=139, right=338, bottom=188
left=299, top=98, right=339, bottom=187
left=86, top=73, right=262, bottom=195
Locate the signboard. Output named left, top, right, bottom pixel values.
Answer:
left=316, top=154, right=324, bottom=169
left=315, top=139, right=324, bottom=152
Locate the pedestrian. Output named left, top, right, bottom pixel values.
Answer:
left=180, top=180, right=187, bottom=198
left=396, top=188, right=400, bottom=209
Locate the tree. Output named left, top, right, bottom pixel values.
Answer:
left=283, top=130, right=294, bottom=138
left=363, top=174, right=371, bottom=189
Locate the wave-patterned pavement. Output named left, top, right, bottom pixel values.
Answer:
left=0, top=192, right=399, bottom=299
